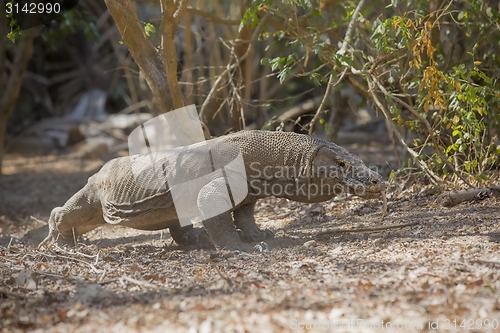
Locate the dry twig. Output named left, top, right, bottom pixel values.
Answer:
left=315, top=220, right=419, bottom=237
left=442, top=185, right=500, bottom=207
left=121, top=275, right=164, bottom=290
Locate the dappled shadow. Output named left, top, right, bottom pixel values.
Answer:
left=281, top=200, right=500, bottom=246
left=0, top=167, right=98, bottom=222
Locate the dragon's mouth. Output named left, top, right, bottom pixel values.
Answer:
left=343, top=178, right=387, bottom=196
left=343, top=179, right=388, bottom=220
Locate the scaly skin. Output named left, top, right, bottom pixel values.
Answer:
left=39, top=130, right=386, bottom=252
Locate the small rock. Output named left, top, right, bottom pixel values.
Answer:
left=303, top=240, right=318, bottom=248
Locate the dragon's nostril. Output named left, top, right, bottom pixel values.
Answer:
left=371, top=179, right=378, bottom=185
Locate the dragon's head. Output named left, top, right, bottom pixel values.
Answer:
left=311, top=144, right=387, bottom=198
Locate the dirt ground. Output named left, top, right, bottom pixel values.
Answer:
left=0, top=143, right=499, bottom=333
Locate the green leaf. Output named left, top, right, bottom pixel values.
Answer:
left=269, top=57, right=283, bottom=71
left=144, top=23, right=156, bottom=38
left=277, top=68, right=290, bottom=83
left=388, top=170, right=396, bottom=182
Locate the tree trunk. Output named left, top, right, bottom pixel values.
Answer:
left=160, top=0, right=186, bottom=110
left=105, top=0, right=187, bottom=114
left=0, top=1, right=6, bottom=95
left=0, top=29, right=35, bottom=174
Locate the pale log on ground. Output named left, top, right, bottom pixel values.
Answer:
left=442, top=185, right=500, bottom=207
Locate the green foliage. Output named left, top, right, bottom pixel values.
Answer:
left=40, top=10, right=99, bottom=51
left=5, top=1, right=21, bottom=42
left=5, top=1, right=97, bottom=45
left=261, top=55, right=298, bottom=83
left=246, top=0, right=499, bottom=185
left=240, top=0, right=272, bottom=30
left=7, top=25, right=22, bottom=43
left=143, top=22, right=156, bottom=38
left=375, top=3, right=499, bottom=183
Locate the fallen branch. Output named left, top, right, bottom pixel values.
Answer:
left=442, top=185, right=500, bottom=207
left=315, top=220, right=418, bottom=237
left=35, top=247, right=102, bottom=273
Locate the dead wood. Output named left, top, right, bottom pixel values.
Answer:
left=441, top=185, right=500, bottom=207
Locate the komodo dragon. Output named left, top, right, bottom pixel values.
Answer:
left=39, top=130, right=386, bottom=252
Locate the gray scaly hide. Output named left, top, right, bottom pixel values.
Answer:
left=40, top=130, right=386, bottom=251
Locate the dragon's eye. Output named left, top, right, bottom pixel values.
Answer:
left=338, top=161, right=346, bottom=167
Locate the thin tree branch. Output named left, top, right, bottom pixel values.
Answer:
left=308, top=0, right=365, bottom=134
left=0, top=29, right=36, bottom=174
left=370, top=75, right=473, bottom=188
left=338, top=0, right=366, bottom=56
left=187, top=7, right=240, bottom=25
left=174, top=0, right=189, bottom=26
left=200, top=12, right=270, bottom=120
left=367, top=78, right=441, bottom=184
left=308, top=69, right=347, bottom=135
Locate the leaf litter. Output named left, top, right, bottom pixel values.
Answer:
left=1, top=153, right=499, bottom=332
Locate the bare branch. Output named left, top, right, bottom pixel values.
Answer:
left=121, top=275, right=164, bottom=290
left=277, top=96, right=323, bottom=122
left=180, top=9, right=194, bottom=105
left=370, top=75, right=473, bottom=188
left=308, top=69, right=347, bottom=135
left=174, top=0, right=189, bottom=26
left=187, top=7, right=240, bottom=25
left=200, top=12, right=270, bottom=120
left=442, top=185, right=500, bottom=207
left=366, top=78, right=442, bottom=184
left=338, top=0, right=366, bottom=55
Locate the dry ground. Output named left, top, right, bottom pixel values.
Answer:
left=0, top=145, right=499, bottom=333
